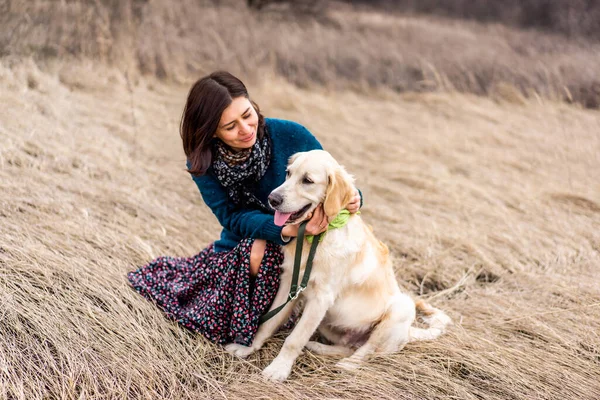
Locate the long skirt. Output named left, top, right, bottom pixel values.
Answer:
left=127, top=238, right=284, bottom=346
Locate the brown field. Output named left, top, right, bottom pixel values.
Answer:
left=3, top=0, right=600, bottom=108
left=349, top=0, right=600, bottom=40
left=1, top=1, right=600, bottom=399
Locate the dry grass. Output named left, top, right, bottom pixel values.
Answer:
left=2, top=0, right=600, bottom=108
left=1, top=57, right=599, bottom=399
left=350, top=0, right=600, bottom=40
left=2, top=1, right=600, bottom=398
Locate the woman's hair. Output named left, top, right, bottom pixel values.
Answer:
left=180, top=70, right=265, bottom=176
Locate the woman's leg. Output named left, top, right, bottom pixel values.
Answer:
left=249, top=239, right=266, bottom=277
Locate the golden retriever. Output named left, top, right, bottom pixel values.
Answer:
left=226, top=150, right=451, bottom=381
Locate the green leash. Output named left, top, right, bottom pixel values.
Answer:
left=259, top=221, right=323, bottom=325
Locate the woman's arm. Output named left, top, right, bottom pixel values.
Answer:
left=192, top=173, right=289, bottom=245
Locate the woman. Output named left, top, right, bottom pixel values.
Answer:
left=128, top=71, right=361, bottom=346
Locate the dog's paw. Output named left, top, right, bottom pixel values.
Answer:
left=420, top=307, right=452, bottom=330
left=262, top=359, right=292, bottom=382
left=304, top=341, right=321, bottom=353
left=335, top=357, right=360, bottom=372
left=224, top=343, right=255, bottom=358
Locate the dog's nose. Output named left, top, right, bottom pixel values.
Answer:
left=268, top=192, right=283, bottom=209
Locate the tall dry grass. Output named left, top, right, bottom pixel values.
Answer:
left=348, top=0, right=600, bottom=40
left=2, top=0, right=600, bottom=108
left=0, top=58, right=599, bottom=399
left=1, top=1, right=600, bottom=399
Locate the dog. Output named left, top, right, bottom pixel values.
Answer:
left=225, top=150, right=451, bottom=381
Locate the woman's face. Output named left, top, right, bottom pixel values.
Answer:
left=215, top=96, right=259, bottom=151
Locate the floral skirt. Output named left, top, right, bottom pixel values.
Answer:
left=127, top=238, right=284, bottom=345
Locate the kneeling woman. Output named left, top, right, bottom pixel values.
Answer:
left=128, top=71, right=361, bottom=345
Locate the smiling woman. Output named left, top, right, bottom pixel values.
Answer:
left=216, top=97, right=258, bottom=151
left=127, top=70, right=362, bottom=346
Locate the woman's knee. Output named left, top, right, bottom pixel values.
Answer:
left=249, top=239, right=267, bottom=277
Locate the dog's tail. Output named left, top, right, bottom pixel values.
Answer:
left=408, top=300, right=452, bottom=342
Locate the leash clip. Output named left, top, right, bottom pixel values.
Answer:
left=289, top=286, right=306, bottom=301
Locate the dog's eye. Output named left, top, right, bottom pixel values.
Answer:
left=302, top=177, right=313, bottom=184
left=286, top=170, right=291, bottom=178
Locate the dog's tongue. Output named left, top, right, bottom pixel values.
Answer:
left=274, top=211, right=293, bottom=226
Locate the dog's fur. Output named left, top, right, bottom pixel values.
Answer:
left=226, top=150, right=451, bottom=381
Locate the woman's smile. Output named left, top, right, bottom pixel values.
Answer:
left=240, top=131, right=255, bottom=143
left=215, top=96, right=259, bottom=152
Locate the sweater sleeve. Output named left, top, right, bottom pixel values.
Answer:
left=191, top=172, right=288, bottom=245
left=358, top=188, right=364, bottom=208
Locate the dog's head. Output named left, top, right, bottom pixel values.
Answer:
left=269, top=150, right=355, bottom=226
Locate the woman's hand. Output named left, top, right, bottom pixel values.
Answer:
left=346, top=189, right=361, bottom=214
left=304, top=204, right=329, bottom=235
left=281, top=224, right=298, bottom=239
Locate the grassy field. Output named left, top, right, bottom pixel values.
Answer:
left=2, top=0, right=600, bottom=108
left=1, top=1, right=600, bottom=399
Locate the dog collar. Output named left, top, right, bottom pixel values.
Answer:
left=306, top=209, right=359, bottom=243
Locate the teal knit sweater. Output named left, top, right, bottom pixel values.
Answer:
left=191, top=118, right=323, bottom=252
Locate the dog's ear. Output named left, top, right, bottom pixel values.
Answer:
left=287, top=152, right=302, bottom=167
left=323, top=166, right=354, bottom=218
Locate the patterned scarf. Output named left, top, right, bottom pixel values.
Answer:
left=212, top=130, right=272, bottom=213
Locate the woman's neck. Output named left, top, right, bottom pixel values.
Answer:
left=216, top=140, right=252, bottom=165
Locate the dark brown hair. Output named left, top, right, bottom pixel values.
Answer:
left=180, top=71, right=265, bottom=176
